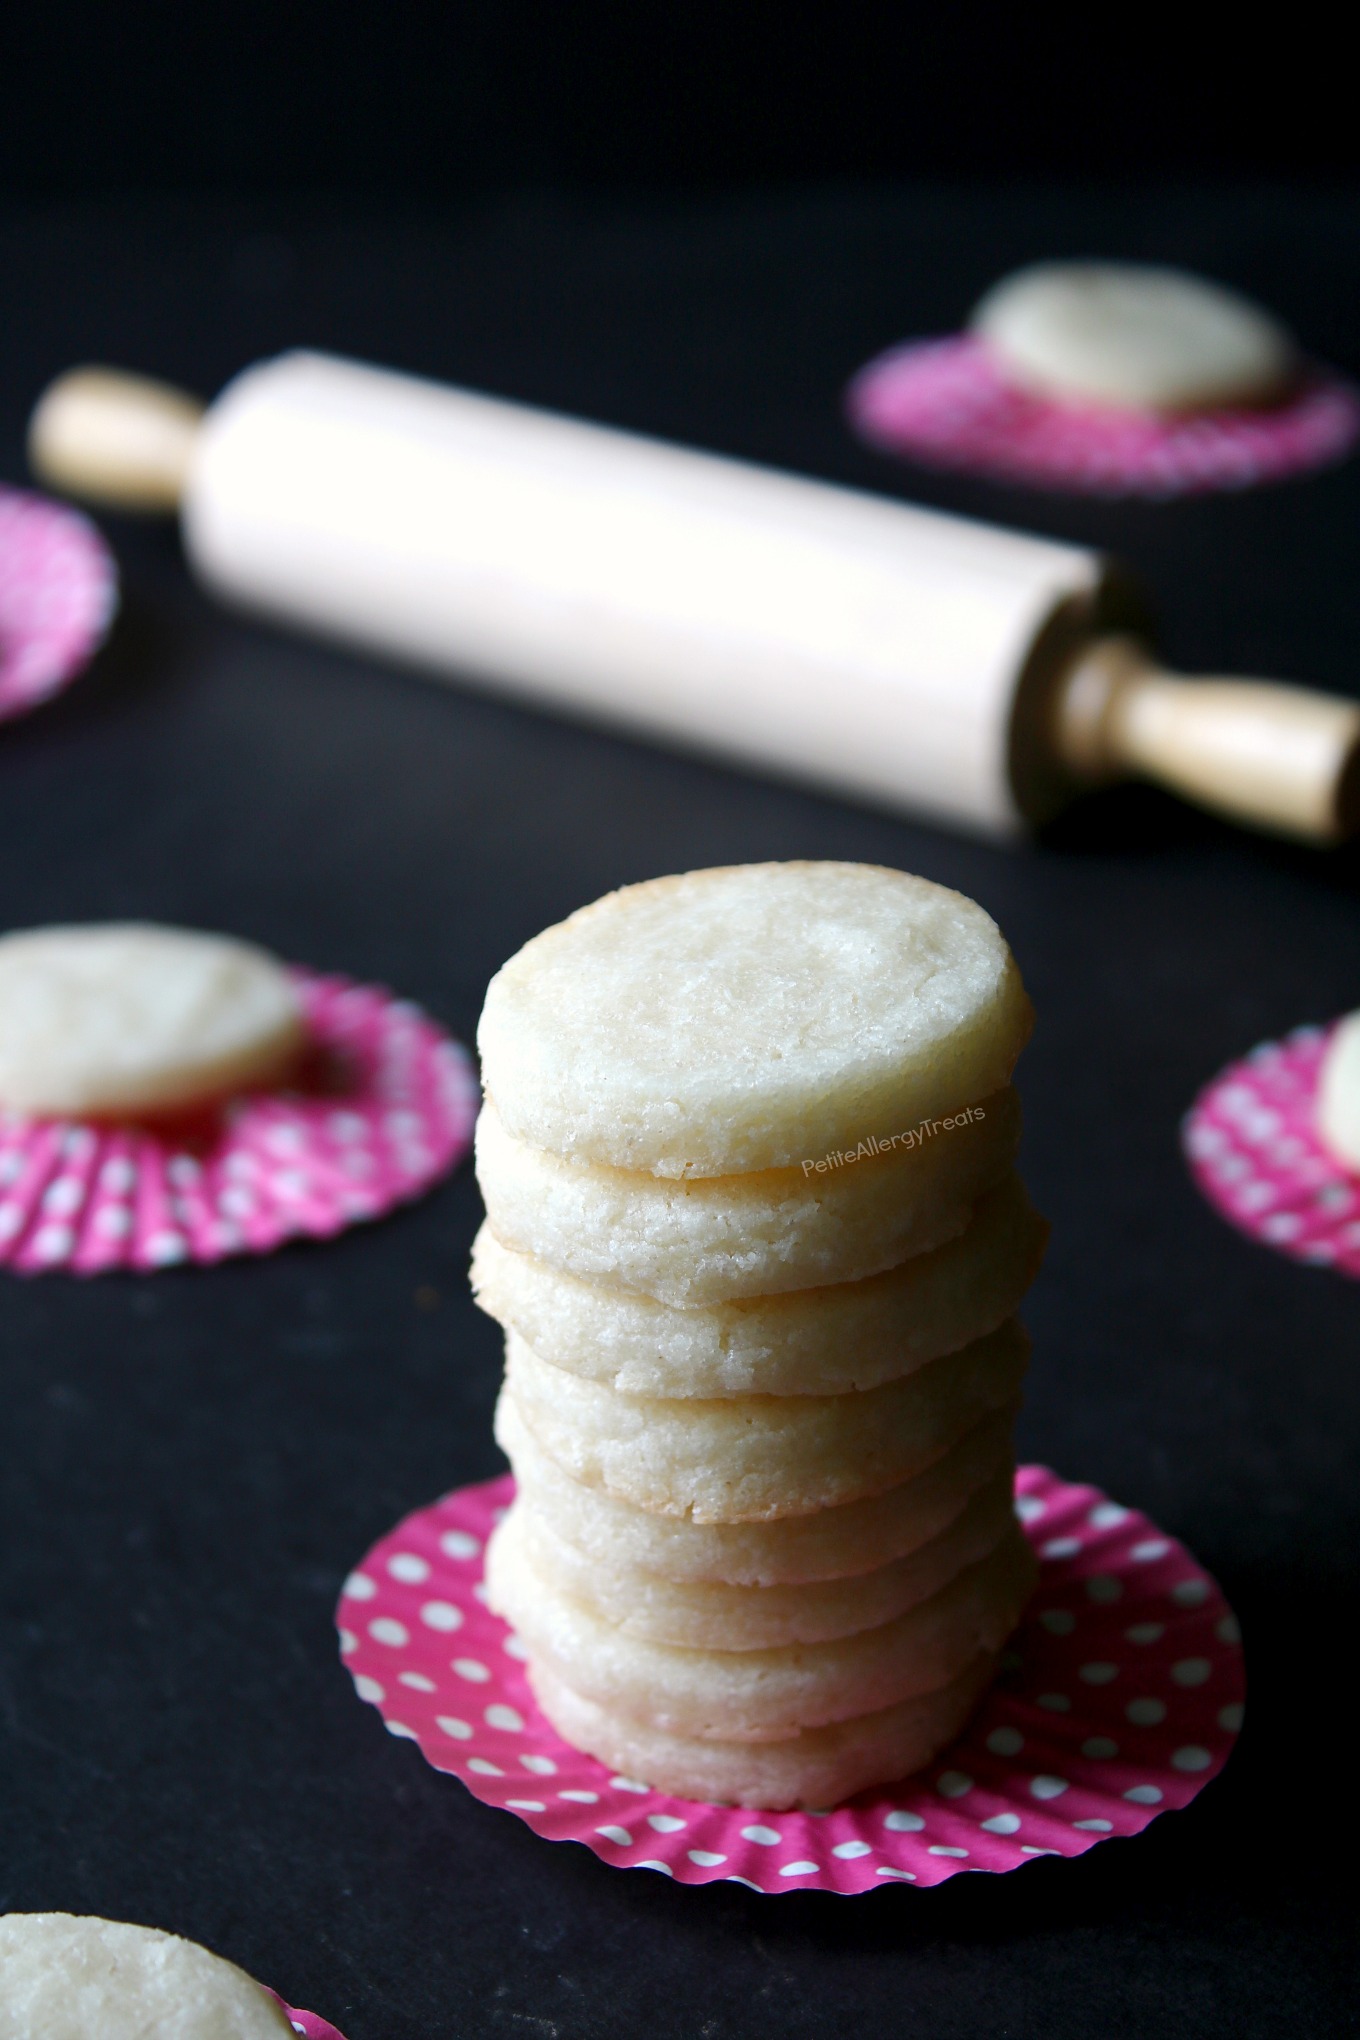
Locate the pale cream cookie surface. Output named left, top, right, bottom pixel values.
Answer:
left=528, top=1651, right=996, bottom=1809
left=497, top=1394, right=1018, bottom=1586
left=475, top=1088, right=1019, bottom=1306
left=487, top=1508, right=1036, bottom=1741
left=472, top=1172, right=1046, bottom=1396
left=0, top=923, right=305, bottom=1117
left=512, top=1467, right=1017, bottom=1651
left=477, top=863, right=1031, bottom=1178
left=499, top=1318, right=1028, bottom=1522
left=0, top=1914, right=293, bottom=2040
left=971, top=261, right=1294, bottom=412
left=1317, top=1011, right=1360, bottom=1171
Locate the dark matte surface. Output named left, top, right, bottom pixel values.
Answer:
left=5, top=4, right=1359, bottom=192
left=2, top=187, right=1358, bottom=2036
left=7, top=1, right=1360, bottom=191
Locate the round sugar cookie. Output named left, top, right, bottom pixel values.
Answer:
left=0, top=924, right=305, bottom=1118
left=498, top=1392, right=1018, bottom=1585
left=472, top=1172, right=1046, bottom=1396
left=478, top=863, right=1032, bottom=1178
left=0, top=1914, right=293, bottom=2040
left=475, top=1088, right=1019, bottom=1306
left=515, top=1466, right=1016, bottom=1650
left=527, top=1650, right=996, bottom=1810
left=486, top=1508, right=1036, bottom=1739
left=971, top=261, right=1294, bottom=413
left=1317, top=1009, right=1360, bottom=1171
left=500, top=1318, right=1028, bottom=1522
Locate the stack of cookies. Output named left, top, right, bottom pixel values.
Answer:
left=476, top=862, right=1044, bottom=1809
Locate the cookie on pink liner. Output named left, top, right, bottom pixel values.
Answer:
left=0, top=959, right=477, bottom=1276
left=337, top=1463, right=1244, bottom=1893
left=847, top=262, right=1360, bottom=497
left=972, top=264, right=1293, bottom=414
left=0, top=486, right=117, bottom=724
left=1183, top=1018, right=1360, bottom=1276
left=0, top=924, right=306, bottom=1120
left=0, top=1913, right=343, bottom=2040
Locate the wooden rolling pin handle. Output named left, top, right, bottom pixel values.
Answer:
left=1052, top=634, right=1360, bottom=844
left=28, top=368, right=203, bottom=512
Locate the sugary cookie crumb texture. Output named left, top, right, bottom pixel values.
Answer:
left=0, top=923, right=305, bottom=1117
left=0, top=1914, right=293, bottom=2040
left=478, top=863, right=1032, bottom=1177
left=514, top=1466, right=1019, bottom=1651
left=971, top=261, right=1294, bottom=414
left=486, top=1506, right=1036, bottom=1739
left=498, top=1318, right=1029, bottom=1521
left=471, top=1172, right=1047, bottom=1396
left=474, top=1087, right=1020, bottom=1305
left=1317, top=1011, right=1360, bottom=1171
left=496, top=1392, right=1018, bottom=1586
left=526, top=1652, right=997, bottom=1810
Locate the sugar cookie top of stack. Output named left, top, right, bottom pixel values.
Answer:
left=478, top=863, right=1032, bottom=1178
left=0, top=1913, right=293, bottom=2040
left=0, top=922, right=304, bottom=1117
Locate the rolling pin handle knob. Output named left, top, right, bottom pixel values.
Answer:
left=1051, top=634, right=1360, bottom=845
left=28, top=368, right=204, bottom=513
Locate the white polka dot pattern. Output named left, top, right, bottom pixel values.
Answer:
left=0, top=485, right=117, bottom=722
left=0, top=971, right=477, bottom=1274
left=338, top=1464, right=1245, bottom=1896
left=1182, top=1023, right=1360, bottom=1279
left=845, top=337, right=1360, bottom=499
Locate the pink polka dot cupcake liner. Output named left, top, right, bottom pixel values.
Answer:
left=1183, top=1021, right=1360, bottom=1275
left=0, top=484, right=118, bottom=722
left=845, top=336, right=1360, bottom=497
left=337, top=1465, right=1243, bottom=1896
left=0, top=970, right=478, bottom=1275
left=273, top=1997, right=348, bottom=2039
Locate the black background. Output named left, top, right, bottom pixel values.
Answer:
left=2, top=2, right=1360, bottom=195
left=3, top=7, right=1360, bottom=2034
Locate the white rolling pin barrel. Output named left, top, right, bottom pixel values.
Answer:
left=29, top=353, right=1360, bottom=843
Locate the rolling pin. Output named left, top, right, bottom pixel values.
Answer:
left=28, top=351, right=1360, bottom=844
